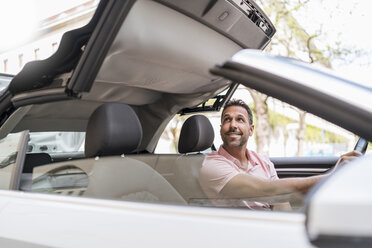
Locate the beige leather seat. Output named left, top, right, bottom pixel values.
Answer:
left=171, top=115, right=215, bottom=205
left=83, top=102, right=186, bottom=205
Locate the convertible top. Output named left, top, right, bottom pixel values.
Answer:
left=1, top=0, right=275, bottom=152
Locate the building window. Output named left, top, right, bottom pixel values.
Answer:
left=3, top=59, right=8, bottom=73
left=34, top=48, right=40, bottom=60
left=18, top=54, right=23, bottom=68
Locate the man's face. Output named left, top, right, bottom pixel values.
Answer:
left=220, top=106, right=254, bottom=148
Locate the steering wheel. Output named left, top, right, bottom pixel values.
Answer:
left=354, top=137, right=368, bottom=155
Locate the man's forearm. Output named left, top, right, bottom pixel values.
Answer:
left=221, top=173, right=325, bottom=198
left=276, top=174, right=325, bottom=194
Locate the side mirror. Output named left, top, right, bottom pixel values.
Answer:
left=305, top=155, right=372, bottom=247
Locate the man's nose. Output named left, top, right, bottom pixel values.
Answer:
left=230, top=119, right=238, bottom=128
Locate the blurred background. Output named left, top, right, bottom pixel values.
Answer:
left=0, top=0, right=370, bottom=156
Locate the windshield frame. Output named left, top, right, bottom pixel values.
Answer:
left=0, top=130, right=29, bottom=190
left=210, top=49, right=372, bottom=141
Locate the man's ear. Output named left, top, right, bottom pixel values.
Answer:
left=249, top=124, right=254, bottom=136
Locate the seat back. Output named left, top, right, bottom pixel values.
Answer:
left=82, top=102, right=186, bottom=204
left=125, top=115, right=215, bottom=204
left=126, top=153, right=208, bottom=205
left=170, top=154, right=207, bottom=205
left=169, top=115, right=215, bottom=204
left=21, top=153, right=53, bottom=191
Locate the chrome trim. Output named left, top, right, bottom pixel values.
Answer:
left=276, top=168, right=328, bottom=173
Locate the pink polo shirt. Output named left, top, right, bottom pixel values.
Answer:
left=199, top=146, right=279, bottom=210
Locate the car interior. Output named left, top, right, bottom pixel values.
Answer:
left=0, top=0, right=358, bottom=210
left=29, top=102, right=215, bottom=205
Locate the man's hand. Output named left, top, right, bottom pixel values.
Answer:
left=334, top=150, right=362, bottom=170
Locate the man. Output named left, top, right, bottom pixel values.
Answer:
left=199, top=99, right=359, bottom=210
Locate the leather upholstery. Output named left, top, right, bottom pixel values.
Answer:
left=82, top=102, right=186, bottom=204
left=85, top=102, right=142, bottom=157
left=178, top=115, right=214, bottom=153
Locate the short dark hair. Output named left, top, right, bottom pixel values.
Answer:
left=222, top=99, right=253, bottom=125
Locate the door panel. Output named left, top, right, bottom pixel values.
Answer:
left=271, top=156, right=338, bottom=178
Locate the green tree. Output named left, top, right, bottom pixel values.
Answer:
left=250, top=0, right=359, bottom=155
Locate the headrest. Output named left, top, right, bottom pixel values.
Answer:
left=85, top=103, right=142, bottom=157
left=178, top=115, right=214, bottom=153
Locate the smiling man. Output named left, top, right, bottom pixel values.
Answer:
left=199, top=99, right=359, bottom=210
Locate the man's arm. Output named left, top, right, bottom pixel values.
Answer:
left=221, top=150, right=361, bottom=198
left=220, top=173, right=323, bottom=198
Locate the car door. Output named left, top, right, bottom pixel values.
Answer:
left=272, top=156, right=337, bottom=178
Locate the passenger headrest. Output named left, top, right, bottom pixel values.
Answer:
left=85, top=102, right=142, bottom=157
left=178, top=115, right=214, bottom=153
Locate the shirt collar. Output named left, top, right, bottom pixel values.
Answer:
left=218, top=146, right=260, bottom=169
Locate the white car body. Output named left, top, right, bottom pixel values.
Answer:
left=0, top=190, right=309, bottom=247
left=0, top=0, right=371, bottom=247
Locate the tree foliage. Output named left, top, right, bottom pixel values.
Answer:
left=249, top=0, right=359, bottom=155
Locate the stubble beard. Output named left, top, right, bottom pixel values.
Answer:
left=222, top=133, right=248, bottom=148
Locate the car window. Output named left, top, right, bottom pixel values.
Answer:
left=23, top=89, right=363, bottom=213
left=156, top=86, right=356, bottom=157
left=0, top=131, right=28, bottom=190
left=149, top=85, right=362, bottom=212
left=17, top=86, right=362, bottom=214
left=28, top=132, right=85, bottom=154
left=32, top=165, right=89, bottom=196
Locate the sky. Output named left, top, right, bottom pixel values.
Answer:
left=292, top=0, right=372, bottom=87
left=0, top=0, right=89, bottom=52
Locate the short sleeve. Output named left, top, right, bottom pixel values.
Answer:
left=261, top=155, right=279, bottom=180
left=199, top=154, right=240, bottom=196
